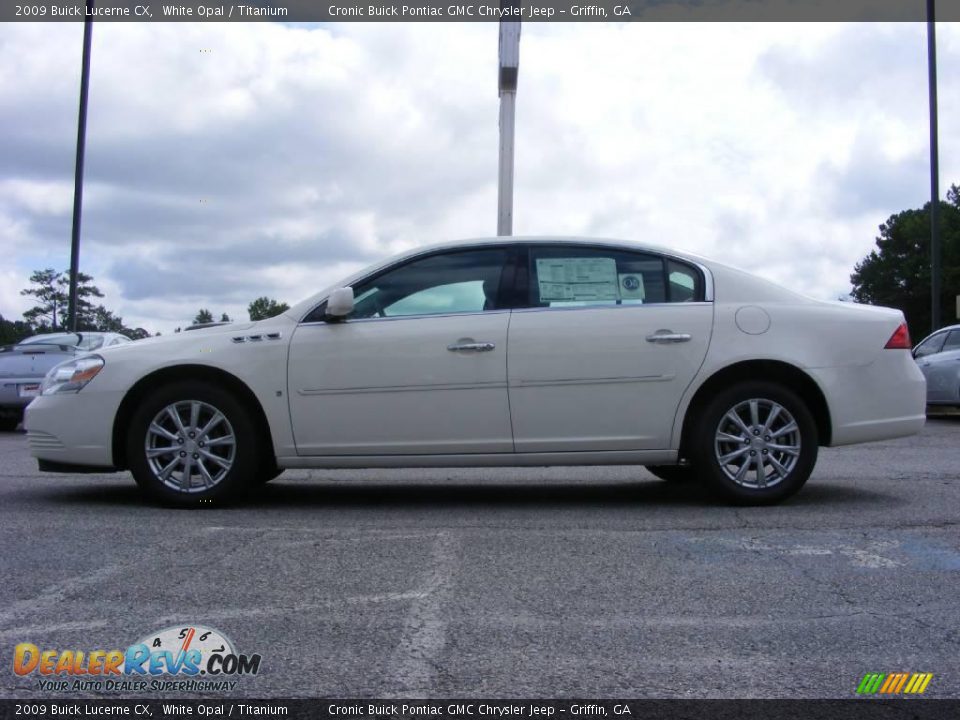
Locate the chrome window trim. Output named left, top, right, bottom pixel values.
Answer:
left=298, top=309, right=512, bottom=327
left=511, top=301, right=714, bottom=315
left=298, top=241, right=715, bottom=324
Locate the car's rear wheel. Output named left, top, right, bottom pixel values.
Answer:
left=127, top=381, right=258, bottom=507
left=692, top=381, right=817, bottom=505
left=645, top=465, right=696, bottom=483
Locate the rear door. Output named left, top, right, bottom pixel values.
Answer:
left=507, top=244, right=713, bottom=452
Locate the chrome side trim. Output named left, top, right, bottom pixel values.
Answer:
left=511, top=375, right=673, bottom=388
left=299, top=381, right=507, bottom=396
left=232, top=332, right=283, bottom=343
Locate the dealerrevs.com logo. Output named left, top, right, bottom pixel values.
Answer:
left=13, top=625, right=262, bottom=693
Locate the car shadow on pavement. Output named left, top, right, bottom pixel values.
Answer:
left=248, top=477, right=895, bottom=509
left=28, top=475, right=894, bottom=510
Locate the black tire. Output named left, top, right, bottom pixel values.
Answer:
left=691, top=381, right=818, bottom=505
left=0, top=414, right=22, bottom=432
left=127, top=380, right=259, bottom=507
left=645, top=465, right=697, bottom=483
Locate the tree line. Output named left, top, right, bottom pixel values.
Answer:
left=0, top=268, right=290, bottom=345
left=851, top=183, right=960, bottom=337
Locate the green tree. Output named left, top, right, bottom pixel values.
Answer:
left=0, top=314, right=32, bottom=345
left=193, top=309, right=214, bottom=325
left=20, top=269, right=105, bottom=331
left=248, top=296, right=290, bottom=321
left=220, top=312, right=231, bottom=323
left=21, top=269, right=67, bottom=329
left=851, top=184, right=960, bottom=336
left=86, top=305, right=124, bottom=333
left=126, top=328, right=152, bottom=340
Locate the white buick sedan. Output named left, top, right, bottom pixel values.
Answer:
left=25, top=238, right=926, bottom=507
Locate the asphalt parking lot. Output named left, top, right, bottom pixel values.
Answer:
left=1, top=418, right=959, bottom=699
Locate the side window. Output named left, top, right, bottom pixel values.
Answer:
left=667, top=260, right=701, bottom=302
left=914, top=332, right=946, bottom=358
left=943, top=330, right=960, bottom=352
left=348, top=248, right=508, bottom=320
left=527, top=246, right=702, bottom=308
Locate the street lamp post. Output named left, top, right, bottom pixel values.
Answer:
left=928, top=0, right=941, bottom=333
left=497, top=18, right=520, bottom=236
left=67, top=0, right=94, bottom=332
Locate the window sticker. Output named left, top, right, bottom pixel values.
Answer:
left=536, top=257, right=619, bottom=302
left=618, top=273, right=645, bottom=301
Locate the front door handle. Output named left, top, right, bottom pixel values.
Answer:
left=645, top=330, right=692, bottom=344
left=447, top=340, right=496, bottom=352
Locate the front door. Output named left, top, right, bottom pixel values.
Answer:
left=288, top=247, right=514, bottom=456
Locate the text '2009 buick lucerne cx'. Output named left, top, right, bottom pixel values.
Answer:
left=25, top=237, right=926, bottom=507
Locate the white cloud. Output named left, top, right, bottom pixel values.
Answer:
left=1, top=21, right=957, bottom=332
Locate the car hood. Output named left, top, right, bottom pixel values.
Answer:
left=94, top=317, right=296, bottom=361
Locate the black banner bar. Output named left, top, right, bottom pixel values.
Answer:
left=2, top=700, right=960, bottom=720
left=4, top=0, right=958, bottom=23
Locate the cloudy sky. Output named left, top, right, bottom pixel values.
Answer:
left=1, top=20, right=958, bottom=333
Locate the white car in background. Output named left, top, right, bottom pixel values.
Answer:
left=25, top=238, right=926, bottom=507
left=913, top=323, right=960, bottom=406
left=0, top=332, right=131, bottom=432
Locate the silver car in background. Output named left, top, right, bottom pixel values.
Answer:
left=913, top=324, right=960, bottom=407
left=0, top=332, right=132, bottom=431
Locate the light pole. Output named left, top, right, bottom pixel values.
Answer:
left=68, top=0, right=94, bottom=332
left=928, top=0, right=941, bottom=333
left=497, top=18, right=520, bottom=236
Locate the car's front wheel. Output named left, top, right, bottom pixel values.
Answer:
left=127, top=381, right=259, bottom=507
left=692, top=381, right=818, bottom=505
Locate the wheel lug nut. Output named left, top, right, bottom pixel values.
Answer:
left=753, top=429, right=760, bottom=435
left=765, top=436, right=771, bottom=442
left=177, top=438, right=184, bottom=444
left=188, top=432, right=195, bottom=439
left=762, top=449, right=768, bottom=455
left=192, top=453, right=199, bottom=459
left=749, top=450, right=757, bottom=456
left=198, top=442, right=205, bottom=448
left=179, top=451, right=186, bottom=457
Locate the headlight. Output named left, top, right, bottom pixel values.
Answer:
left=40, top=355, right=105, bottom=395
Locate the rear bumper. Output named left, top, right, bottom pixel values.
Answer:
left=0, top=380, right=39, bottom=413
left=811, top=352, right=926, bottom=447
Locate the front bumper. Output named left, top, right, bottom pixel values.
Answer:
left=24, top=390, right=124, bottom=469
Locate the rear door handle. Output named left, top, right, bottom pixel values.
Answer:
left=447, top=341, right=496, bottom=352
left=645, top=330, right=692, bottom=344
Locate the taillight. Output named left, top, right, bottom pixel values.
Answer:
left=884, top=322, right=912, bottom=349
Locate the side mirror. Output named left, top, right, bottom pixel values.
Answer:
left=325, top=287, right=354, bottom=321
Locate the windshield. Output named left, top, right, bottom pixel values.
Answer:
left=18, top=333, right=106, bottom=351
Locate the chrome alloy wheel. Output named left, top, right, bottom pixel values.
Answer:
left=144, top=400, right=237, bottom=493
left=713, top=398, right=801, bottom=490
